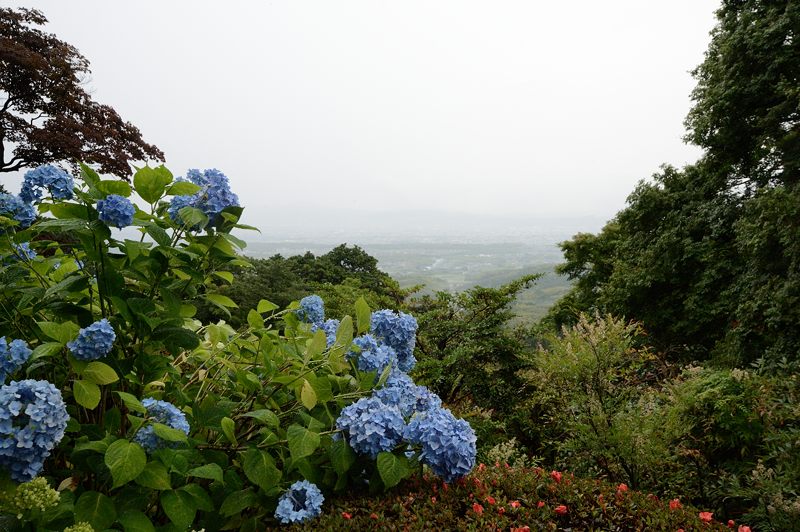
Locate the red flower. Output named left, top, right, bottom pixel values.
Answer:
left=505, top=462, right=511, bottom=469
left=550, top=471, right=562, bottom=483
left=472, top=503, right=484, bottom=515
left=495, top=461, right=501, bottom=468
left=555, top=505, right=568, bottom=515
left=678, top=529, right=685, bottom=532
left=511, top=527, right=530, bottom=532
left=537, top=501, right=545, bottom=508
left=498, top=506, right=506, bottom=515
left=669, top=499, right=682, bottom=510
left=728, top=520, right=735, bottom=528
left=738, top=526, right=752, bottom=532
left=699, top=512, right=714, bottom=522
left=370, top=513, right=378, bottom=520
left=431, top=496, right=437, bottom=504
left=341, top=512, right=352, bottom=519
left=478, top=463, right=486, bottom=472
left=442, top=482, right=449, bottom=491
left=486, top=496, right=496, bottom=505
left=510, top=500, right=521, bottom=509
left=617, top=483, right=629, bottom=493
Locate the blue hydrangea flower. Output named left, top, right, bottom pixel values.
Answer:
left=274, top=480, right=324, bottom=524
left=351, top=335, right=397, bottom=375
left=0, top=193, right=36, bottom=229
left=0, top=379, right=69, bottom=482
left=168, top=168, right=239, bottom=229
left=296, top=295, right=325, bottom=325
left=12, top=242, right=37, bottom=261
left=370, top=310, right=418, bottom=372
left=133, top=398, right=190, bottom=453
left=0, top=338, right=32, bottom=384
left=96, top=194, right=135, bottom=228
left=67, top=319, right=116, bottom=361
left=19, top=165, right=74, bottom=204
left=335, top=396, right=405, bottom=458
left=373, top=378, right=442, bottom=418
left=311, top=318, right=339, bottom=348
left=404, top=407, right=477, bottom=482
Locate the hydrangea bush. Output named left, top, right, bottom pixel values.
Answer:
left=0, top=164, right=475, bottom=530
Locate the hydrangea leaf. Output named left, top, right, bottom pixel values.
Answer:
left=135, top=461, right=172, bottom=491
left=165, top=181, right=201, bottom=196
left=241, top=409, right=280, bottom=428
left=257, top=299, right=279, bottom=313
left=82, top=361, right=119, bottom=385
left=187, top=463, right=224, bottom=484
left=73, top=379, right=101, bottom=409
left=287, top=424, right=320, bottom=461
left=220, top=417, right=237, bottom=445
left=377, top=452, right=410, bottom=489
left=74, top=491, right=117, bottom=531
left=97, top=180, right=132, bottom=198
left=329, top=438, right=356, bottom=475
left=355, top=297, right=371, bottom=334
left=335, top=316, right=354, bottom=348
left=305, top=330, right=327, bottom=364
left=152, top=423, right=188, bottom=443
left=242, top=448, right=282, bottom=491
left=37, top=321, right=79, bottom=346
left=113, top=391, right=147, bottom=414
left=29, top=342, right=62, bottom=361
left=134, top=166, right=172, bottom=204
left=247, top=309, right=263, bottom=329
left=160, top=490, right=196, bottom=530
left=220, top=488, right=258, bottom=517
left=117, top=510, right=155, bottom=532
left=105, top=439, right=146, bottom=488
left=300, top=379, right=317, bottom=410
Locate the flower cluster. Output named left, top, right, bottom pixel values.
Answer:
left=96, top=194, right=135, bottom=228
left=133, top=398, right=190, bottom=453
left=372, top=373, right=441, bottom=418
left=297, top=295, right=325, bottom=325
left=63, top=523, right=94, bottom=532
left=0, top=193, right=36, bottom=229
left=312, top=318, right=340, bottom=348
left=0, top=379, right=69, bottom=482
left=7, top=477, right=60, bottom=516
left=67, top=319, right=116, bottom=361
left=12, top=242, right=37, bottom=261
left=370, top=310, right=418, bottom=372
left=275, top=480, right=325, bottom=524
left=404, top=407, right=477, bottom=482
left=336, top=396, right=406, bottom=458
left=0, top=337, right=32, bottom=384
left=168, top=168, right=239, bottom=228
left=19, top=165, right=74, bottom=204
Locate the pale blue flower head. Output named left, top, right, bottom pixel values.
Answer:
left=168, top=168, right=239, bottom=229
left=97, top=194, right=135, bottom=228
left=0, top=193, right=36, bottom=229
left=12, top=242, right=37, bottom=261
left=296, top=295, right=324, bottom=325
left=311, top=318, right=339, bottom=348
left=20, top=165, right=74, bottom=204
left=133, top=398, right=190, bottom=453
left=336, top=396, right=405, bottom=458
left=0, top=338, right=32, bottom=384
left=404, top=406, right=477, bottom=482
left=373, top=377, right=442, bottom=418
left=0, top=379, right=69, bottom=482
left=370, top=310, right=418, bottom=372
left=67, top=319, right=116, bottom=361
left=274, top=480, right=324, bottom=524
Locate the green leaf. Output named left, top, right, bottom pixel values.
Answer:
left=206, top=293, right=238, bottom=308
left=135, top=461, right=172, bottom=491
left=257, top=299, right=279, bottom=313
left=80, top=163, right=101, bottom=188
left=188, top=463, right=224, bottom=484
left=242, top=448, right=281, bottom=491
left=355, top=297, right=371, bottom=334
left=335, top=315, right=353, bottom=348
left=146, top=224, right=171, bottom=247
left=330, top=438, right=356, bottom=475
left=37, top=321, right=79, bottom=345
left=160, top=490, right=196, bottom=530
left=83, top=361, right=119, bottom=385
left=166, top=181, right=202, bottom=196
left=247, top=309, right=263, bottom=329
left=305, top=330, right=327, bottom=363
left=152, top=423, right=188, bottom=443
left=49, top=202, right=90, bottom=220
left=74, top=491, right=117, bottom=531
left=240, top=409, right=279, bottom=428
left=287, top=424, right=320, bottom=461
left=105, top=439, right=146, bottom=488
left=220, top=489, right=258, bottom=517
left=74, top=380, right=101, bottom=409
left=134, top=166, right=172, bottom=204
left=377, top=452, right=410, bottom=489
left=220, top=417, right=237, bottom=445
left=300, top=379, right=317, bottom=410
left=97, top=180, right=132, bottom=197
left=114, top=391, right=147, bottom=414
left=118, top=510, right=155, bottom=532
left=29, top=342, right=63, bottom=361
left=177, top=206, right=208, bottom=229
left=213, top=270, right=234, bottom=283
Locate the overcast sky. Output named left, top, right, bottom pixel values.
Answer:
left=3, top=1, right=719, bottom=237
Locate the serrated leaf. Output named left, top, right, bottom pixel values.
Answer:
left=74, top=491, right=116, bottom=531
left=213, top=271, right=234, bottom=283
left=97, top=180, right=132, bottom=197
left=166, top=181, right=202, bottom=196
left=114, top=391, right=147, bottom=414
left=330, top=438, right=356, bottom=475
left=29, top=342, right=62, bottom=361
left=188, top=463, right=224, bottom=484
left=242, top=448, right=281, bottom=491
left=287, top=424, right=320, bottom=461
left=300, top=379, right=317, bottom=410
left=240, top=409, right=279, bottom=428
left=146, top=224, right=171, bottom=247
left=335, top=315, right=353, bottom=348
left=377, top=452, right=410, bottom=489
left=257, top=299, right=278, bottom=313
left=220, top=489, right=258, bottom=517
left=160, top=490, right=196, bottom=529
left=83, top=361, right=119, bottom=385
left=220, top=417, right=237, bottom=445
left=355, top=297, right=371, bottom=334
left=74, top=380, right=101, bottom=409
left=305, top=330, right=327, bottom=363
left=152, top=423, right=188, bottom=443
left=105, top=440, right=146, bottom=488
left=118, top=510, right=155, bottom=532
left=135, top=461, right=172, bottom=490
left=134, top=166, right=172, bottom=204
left=37, top=321, right=79, bottom=345
left=206, top=293, right=237, bottom=308
left=247, top=309, right=263, bottom=330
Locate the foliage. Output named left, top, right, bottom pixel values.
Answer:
left=288, top=463, right=743, bottom=531
left=0, top=8, right=163, bottom=176
left=0, top=164, right=476, bottom=530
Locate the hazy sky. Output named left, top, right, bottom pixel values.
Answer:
left=3, top=1, right=719, bottom=236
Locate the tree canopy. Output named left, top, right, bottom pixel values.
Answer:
left=0, top=8, right=163, bottom=177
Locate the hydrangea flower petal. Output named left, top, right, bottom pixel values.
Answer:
left=67, top=319, right=115, bottom=361
left=274, top=480, right=324, bottom=524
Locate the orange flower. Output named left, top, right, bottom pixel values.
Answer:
left=486, top=496, right=496, bottom=505
left=341, top=512, right=352, bottom=519
left=617, top=483, right=629, bottom=493
left=510, top=500, right=521, bottom=509
left=550, top=471, right=562, bottom=483
left=370, top=513, right=379, bottom=520
left=699, top=511, right=714, bottom=522
left=537, top=501, right=545, bottom=508
left=431, top=496, right=437, bottom=504
left=511, top=527, right=530, bottom=532
left=738, top=526, right=751, bottom=532
left=728, top=520, right=735, bottom=528
left=669, top=499, right=682, bottom=510
left=472, top=502, right=484, bottom=515
left=555, top=505, right=568, bottom=515
left=498, top=506, right=505, bottom=515
left=478, top=463, right=486, bottom=472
